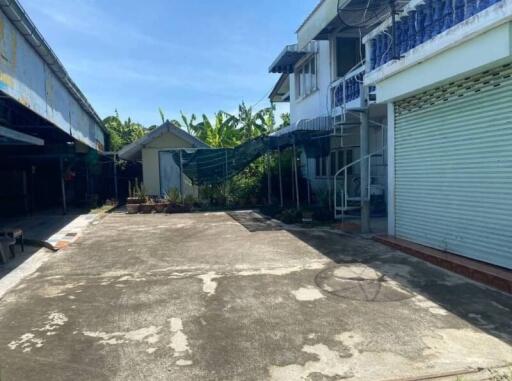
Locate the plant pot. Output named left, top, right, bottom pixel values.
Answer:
left=139, top=204, right=155, bottom=214
left=126, top=204, right=140, bottom=214
left=302, top=211, right=313, bottom=223
left=154, top=203, right=168, bottom=213
left=166, top=204, right=190, bottom=214
left=127, top=197, right=145, bottom=205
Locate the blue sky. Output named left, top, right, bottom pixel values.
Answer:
left=21, top=0, right=318, bottom=126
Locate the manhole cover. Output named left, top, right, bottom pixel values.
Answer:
left=315, top=263, right=415, bottom=302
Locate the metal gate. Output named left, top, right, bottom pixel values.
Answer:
left=395, top=64, right=512, bottom=269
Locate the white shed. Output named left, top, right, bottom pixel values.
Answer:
left=118, top=122, right=209, bottom=197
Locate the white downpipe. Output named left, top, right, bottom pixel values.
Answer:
left=387, top=102, right=396, bottom=236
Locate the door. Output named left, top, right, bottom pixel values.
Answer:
left=158, top=151, right=181, bottom=197
left=394, top=64, right=512, bottom=269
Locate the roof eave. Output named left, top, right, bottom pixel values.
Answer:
left=0, top=0, right=107, bottom=134
left=118, top=122, right=209, bottom=161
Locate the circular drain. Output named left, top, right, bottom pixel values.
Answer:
left=315, top=263, right=415, bottom=302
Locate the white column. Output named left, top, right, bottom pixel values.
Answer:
left=387, top=102, right=396, bottom=236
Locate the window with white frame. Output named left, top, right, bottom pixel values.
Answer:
left=295, top=55, right=317, bottom=99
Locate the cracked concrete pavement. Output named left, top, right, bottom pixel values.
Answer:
left=0, top=210, right=511, bottom=380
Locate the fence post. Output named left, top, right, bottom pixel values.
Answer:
left=293, top=140, right=300, bottom=210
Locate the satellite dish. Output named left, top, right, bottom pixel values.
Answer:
left=336, top=0, right=405, bottom=29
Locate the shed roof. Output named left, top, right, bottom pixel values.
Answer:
left=118, top=121, right=209, bottom=161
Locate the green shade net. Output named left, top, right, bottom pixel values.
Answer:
left=171, top=129, right=331, bottom=185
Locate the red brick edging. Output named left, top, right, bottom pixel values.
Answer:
left=374, top=235, right=512, bottom=294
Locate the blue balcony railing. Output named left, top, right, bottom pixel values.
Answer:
left=369, top=0, right=503, bottom=71
left=331, top=66, right=365, bottom=110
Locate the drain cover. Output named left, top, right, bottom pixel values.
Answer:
left=315, top=263, right=414, bottom=302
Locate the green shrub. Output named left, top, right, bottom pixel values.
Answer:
left=183, top=194, right=197, bottom=208
left=164, top=187, right=181, bottom=204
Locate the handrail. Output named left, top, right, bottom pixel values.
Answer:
left=330, top=63, right=366, bottom=89
left=330, top=64, right=366, bottom=111
left=334, top=146, right=387, bottom=221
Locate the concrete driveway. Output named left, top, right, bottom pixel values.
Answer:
left=0, top=211, right=511, bottom=381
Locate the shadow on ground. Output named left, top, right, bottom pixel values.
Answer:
left=0, top=209, right=94, bottom=279
left=242, top=210, right=512, bottom=347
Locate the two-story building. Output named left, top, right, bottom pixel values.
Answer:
left=363, top=0, right=512, bottom=270
left=269, top=0, right=389, bottom=232
left=270, top=0, right=511, bottom=270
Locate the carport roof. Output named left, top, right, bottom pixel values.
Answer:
left=118, top=121, right=209, bottom=161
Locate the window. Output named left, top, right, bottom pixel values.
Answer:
left=336, top=37, right=364, bottom=78
left=295, top=55, right=317, bottom=99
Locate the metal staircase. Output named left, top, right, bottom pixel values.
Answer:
left=334, top=147, right=387, bottom=222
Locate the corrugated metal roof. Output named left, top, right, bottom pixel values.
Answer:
left=0, top=0, right=107, bottom=134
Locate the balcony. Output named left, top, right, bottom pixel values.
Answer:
left=330, top=65, right=375, bottom=115
left=366, top=0, right=506, bottom=72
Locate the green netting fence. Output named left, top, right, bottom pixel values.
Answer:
left=171, top=128, right=331, bottom=185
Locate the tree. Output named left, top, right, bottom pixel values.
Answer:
left=237, top=102, right=265, bottom=141
left=103, top=111, right=146, bottom=151
left=157, top=107, right=181, bottom=128
left=280, top=112, right=290, bottom=128
left=259, top=105, right=276, bottom=135
left=195, top=112, right=240, bottom=148
left=180, top=111, right=198, bottom=135
left=158, top=107, right=166, bottom=124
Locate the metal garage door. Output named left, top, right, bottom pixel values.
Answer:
left=395, top=64, right=512, bottom=269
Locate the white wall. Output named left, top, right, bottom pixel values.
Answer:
left=290, top=41, right=332, bottom=125
left=141, top=132, right=198, bottom=197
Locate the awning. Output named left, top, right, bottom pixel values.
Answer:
left=269, top=74, right=290, bottom=103
left=0, top=126, right=44, bottom=145
left=269, top=44, right=310, bottom=74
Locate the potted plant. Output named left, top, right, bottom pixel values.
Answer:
left=154, top=199, right=168, bottom=213
left=164, top=187, right=182, bottom=213
left=139, top=198, right=155, bottom=214
left=182, top=194, right=197, bottom=212
left=302, top=208, right=314, bottom=224
left=126, top=179, right=147, bottom=214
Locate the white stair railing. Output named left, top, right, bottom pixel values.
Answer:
left=334, top=146, right=387, bottom=222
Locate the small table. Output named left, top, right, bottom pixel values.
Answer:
left=0, top=228, right=24, bottom=254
